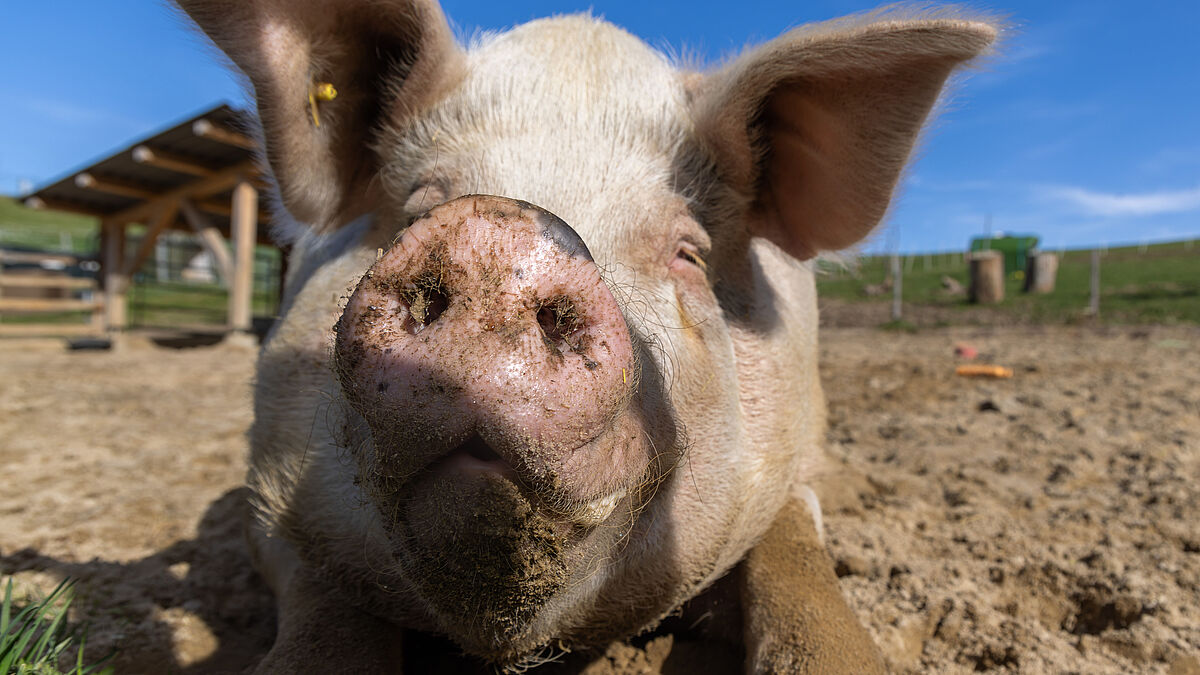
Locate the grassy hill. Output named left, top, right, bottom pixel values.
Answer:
left=816, top=240, right=1200, bottom=326
left=0, top=196, right=98, bottom=253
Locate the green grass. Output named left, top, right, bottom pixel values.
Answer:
left=0, top=199, right=98, bottom=255
left=129, top=276, right=279, bottom=327
left=0, top=578, right=113, bottom=675
left=817, top=240, right=1200, bottom=325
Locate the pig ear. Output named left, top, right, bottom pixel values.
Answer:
left=177, top=0, right=463, bottom=230
left=692, top=13, right=997, bottom=258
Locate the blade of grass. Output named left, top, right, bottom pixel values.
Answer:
left=0, top=579, right=11, bottom=636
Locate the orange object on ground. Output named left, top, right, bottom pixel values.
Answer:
left=956, top=364, right=1013, bottom=378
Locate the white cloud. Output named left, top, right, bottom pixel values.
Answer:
left=19, top=97, right=147, bottom=131
left=1045, top=183, right=1200, bottom=217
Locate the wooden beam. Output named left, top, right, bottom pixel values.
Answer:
left=132, top=146, right=215, bottom=177
left=0, top=250, right=81, bottom=265
left=193, top=198, right=270, bottom=223
left=105, top=161, right=255, bottom=226
left=0, top=276, right=96, bottom=290
left=180, top=200, right=235, bottom=283
left=22, top=196, right=105, bottom=218
left=0, top=298, right=102, bottom=312
left=228, top=181, right=258, bottom=332
left=74, top=173, right=155, bottom=201
left=193, top=119, right=257, bottom=150
left=0, top=323, right=103, bottom=337
left=122, top=201, right=180, bottom=278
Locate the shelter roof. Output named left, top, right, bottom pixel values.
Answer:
left=26, top=104, right=270, bottom=236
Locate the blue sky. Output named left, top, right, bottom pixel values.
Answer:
left=2, top=1, right=1197, bottom=253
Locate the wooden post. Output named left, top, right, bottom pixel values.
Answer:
left=181, top=200, right=235, bottom=284
left=969, top=251, right=1004, bottom=304
left=228, top=181, right=258, bottom=333
left=890, top=253, right=902, bottom=321
left=102, top=221, right=128, bottom=331
left=1088, top=249, right=1101, bottom=315
left=122, top=201, right=180, bottom=279
left=1023, top=252, right=1059, bottom=294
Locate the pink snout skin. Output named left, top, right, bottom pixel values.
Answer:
left=335, top=195, right=645, bottom=508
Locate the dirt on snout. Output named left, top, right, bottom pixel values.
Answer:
left=1, top=326, right=1198, bottom=674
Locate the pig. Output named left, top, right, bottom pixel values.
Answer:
left=178, top=1, right=996, bottom=671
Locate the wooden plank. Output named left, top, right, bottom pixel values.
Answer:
left=105, top=161, right=256, bottom=226
left=228, top=182, right=258, bottom=332
left=0, top=276, right=96, bottom=290
left=180, top=200, right=235, bottom=283
left=0, top=298, right=102, bottom=312
left=122, top=201, right=180, bottom=278
left=0, top=323, right=102, bottom=337
left=193, top=198, right=271, bottom=223
left=0, top=250, right=80, bottom=265
left=132, top=145, right=215, bottom=177
left=22, top=196, right=106, bottom=218
left=75, top=173, right=156, bottom=201
left=193, top=119, right=257, bottom=150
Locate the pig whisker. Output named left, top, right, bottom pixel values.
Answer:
left=415, top=129, right=442, bottom=213
left=502, top=642, right=570, bottom=673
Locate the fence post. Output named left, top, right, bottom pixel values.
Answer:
left=969, top=251, right=1004, bottom=303
left=102, top=221, right=128, bottom=331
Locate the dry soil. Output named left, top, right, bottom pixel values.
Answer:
left=0, top=326, right=1197, bottom=673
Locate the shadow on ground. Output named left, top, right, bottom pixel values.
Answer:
left=1, top=488, right=275, bottom=674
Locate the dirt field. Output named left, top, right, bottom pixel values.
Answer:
left=1, top=325, right=1198, bottom=673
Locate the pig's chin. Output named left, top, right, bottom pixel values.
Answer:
left=388, top=464, right=572, bottom=659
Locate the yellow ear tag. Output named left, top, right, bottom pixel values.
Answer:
left=308, top=82, right=338, bottom=127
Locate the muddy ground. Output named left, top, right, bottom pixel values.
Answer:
left=1, top=325, right=1197, bottom=673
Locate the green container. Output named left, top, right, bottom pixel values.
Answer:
left=970, top=235, right=1039, bottom=276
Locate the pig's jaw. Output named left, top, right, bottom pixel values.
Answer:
left=391, top=468, right=570, bottom=658
left=375, top=434, right=652, bottom=663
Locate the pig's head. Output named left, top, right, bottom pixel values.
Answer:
left=181, top=0, right=995, bottom=665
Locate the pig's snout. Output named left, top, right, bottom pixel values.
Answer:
left=335, top=195, right=647, bottom=519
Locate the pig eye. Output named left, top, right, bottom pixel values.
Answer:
left=675, top=246, right=708, bottom=272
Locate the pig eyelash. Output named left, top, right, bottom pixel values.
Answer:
left=675, top=246, right=707, bottom=271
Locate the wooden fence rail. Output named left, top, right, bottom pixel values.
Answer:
left=0, top=248, right=105, bottom=337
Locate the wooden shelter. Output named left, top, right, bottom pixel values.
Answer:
left=23, top=104, right=273, bottom=334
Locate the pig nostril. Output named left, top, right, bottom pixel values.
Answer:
left=400, top=271, right=450, bottom=334
left=536, top=295, right=583, bottom=353
left=459, top=434, right=501, bottom=463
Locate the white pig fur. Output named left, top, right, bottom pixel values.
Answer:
left=178, top=0, right=997, bottom=671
